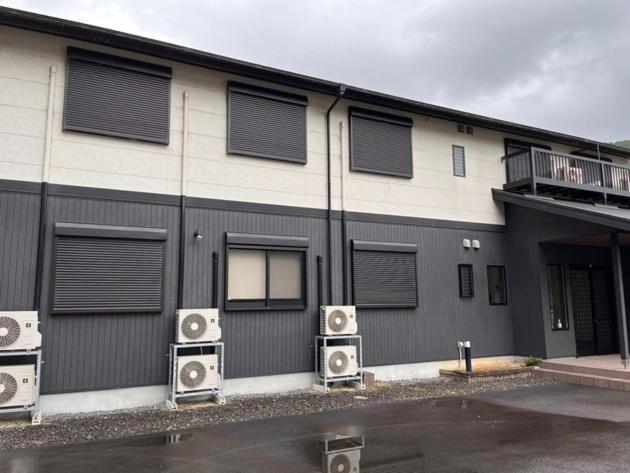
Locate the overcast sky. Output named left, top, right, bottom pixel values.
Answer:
left=3, top=0, right=629, bottom=142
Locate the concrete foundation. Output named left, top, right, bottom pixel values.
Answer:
left=35, top=355, right=525, bottom=415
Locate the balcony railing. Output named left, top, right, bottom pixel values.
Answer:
left=503, top=147, right=630, bottom=206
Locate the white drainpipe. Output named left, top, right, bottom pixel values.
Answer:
left=181, top=91, right=190, bottom=196
left=42, top=65, right=57, bottom=182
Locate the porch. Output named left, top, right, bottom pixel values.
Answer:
left=537, top=355, right=630, bottom=391
left=494, top=189, right=630, bottom=369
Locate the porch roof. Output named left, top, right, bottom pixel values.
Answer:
left=492, top=189, right=630, bottom=232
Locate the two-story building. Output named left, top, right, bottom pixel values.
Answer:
left=2, top=7, right=630, bottom=413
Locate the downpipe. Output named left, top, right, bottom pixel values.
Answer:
left=325, top=85, right=345, bottom=305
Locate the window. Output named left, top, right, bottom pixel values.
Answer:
left=349, top=107, right=413, bottom=178
left=487, top=266, right=507, bottom=305
left=51, top=223, right=167, bottom=314
left=547, top=264, right=569, bottom=330
left=352, top=240, right=418, bottom=308
left=452, top=145, right=466, bottom=177
left=227, top=82, right=308, bottom=163
left=64, top=47, right=172, bottom=144
left=458, top=264, right=474, bottom=298
left=225, top=233, right=308, bottom=310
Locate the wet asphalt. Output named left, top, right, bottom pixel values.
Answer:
left=2, top=384, right=630, bottom=473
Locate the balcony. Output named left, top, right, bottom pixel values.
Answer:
left=503, top=147, right=630, bottom=207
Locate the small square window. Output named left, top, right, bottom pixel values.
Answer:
left=458, top=264, right=474, bottom=298
left=487, top=265, right=507, bottom=305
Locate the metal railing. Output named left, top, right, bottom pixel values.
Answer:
left=504, top=147, right=630, bottom=194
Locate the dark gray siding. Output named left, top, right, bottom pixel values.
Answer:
left=1, top=180, right=520, bottom=393
left=345, top=220, right=513, bottom=367
left=504, top=204, right=611, bottom=358
left=0, top=190, right=40, bottom=311
left=182, top=204, right=328, bottom=379
left=38, top=194, right=180, bottom=393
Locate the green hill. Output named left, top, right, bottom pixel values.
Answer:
left=613, top=140, right=630, bottom=149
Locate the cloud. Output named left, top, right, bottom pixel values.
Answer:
left=3, top=0, right=630, bottom=141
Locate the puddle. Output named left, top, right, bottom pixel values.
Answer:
left=104, top=432, right=194, bottom=449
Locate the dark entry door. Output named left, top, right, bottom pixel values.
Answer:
left=569, top=265, right=617, bottom=356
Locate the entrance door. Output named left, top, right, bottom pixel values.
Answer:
left=569, top=265, right=617, bottom=356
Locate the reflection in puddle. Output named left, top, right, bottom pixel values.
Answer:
left=320, top=436, right=364, bottom=473
left=108, top=432, right=194, bottom=448
left=319, top=435, right=427, bottom=473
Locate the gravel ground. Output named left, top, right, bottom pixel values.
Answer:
left=0, top=377, right=552, bottom=452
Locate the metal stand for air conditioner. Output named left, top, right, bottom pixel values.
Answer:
left=166, top=342, right=225, bottom=409
left=0, top=349, right=42, bottom=425
left=314, top=335, right=365, bottom=393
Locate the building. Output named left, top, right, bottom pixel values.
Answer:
left=1, top=7, right=630, bottom=414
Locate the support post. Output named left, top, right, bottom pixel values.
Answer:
left=610, top=231, right=629, bottom=367
left=529, top=148, right=537, bottom=195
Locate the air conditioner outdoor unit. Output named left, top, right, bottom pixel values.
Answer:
left=320, top=345, right=359, bottom=378
left=323, top=448, right=361, bottom=473
left=320, top=306, right=357, bottom=335
left=176, top=354, right=219, bottom=393
left=0, top=311, right=42, bottom=351
left=0, top=364, right=36, bottom=408
left=176, top=309, right=221, bottom=343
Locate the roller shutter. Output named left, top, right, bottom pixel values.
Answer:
left=228, top=82, right=308, bottom=163
left=64, top=47, right=172, bottom=144
left=352, top=241, right=418, bottom=308
left=349, top=107, right=413, bottom=177
left=52, top=234, right=165, bottom=314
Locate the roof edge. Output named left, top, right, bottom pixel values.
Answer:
left=2, top=6, right=630, bottom=158
left=493, top=189, right=630, bottom=231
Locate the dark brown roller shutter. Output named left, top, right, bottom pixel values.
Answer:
left=52, top=236, right=165, bottom=314
left=353, top=242, right=418, bottom=308
left=228, top=82, right=308, bottom=163
left=349, top=107, right=413, bottom=178
left=64, top=47, right=171, bottom=144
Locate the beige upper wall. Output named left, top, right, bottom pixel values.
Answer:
left=1, top=25, right=623, bottom=225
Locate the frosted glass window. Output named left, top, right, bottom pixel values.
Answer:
left=269, top=251, right=303, bottom=299
left=227, top=249, right=266, bottom=300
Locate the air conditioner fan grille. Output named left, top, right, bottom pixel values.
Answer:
left=0, top=372, right=18, bottom=404
left=328, top=350, right=349, bottom=375
left=180, top=360, right=206, bottom=388
left=327, top=310, right=348, bottom=333
left=330, top=453, right=352, bottom=473
left=181, top=313, right=207, bottom=340
left=0, top=317, right=20, bottom=347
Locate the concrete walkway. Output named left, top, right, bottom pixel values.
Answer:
left=2, top=384, right=630, bottom=472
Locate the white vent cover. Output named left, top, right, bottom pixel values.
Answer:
left=0, top=312, right=42, bottom=351
left=176, top=354, right=219, bottom=393
left=324, top=448, right=361, bottom=473
left=320, top=345, right=359, bottom=378
left=176, top=309, right=221, bottom=343
left=320, top=306, right=357, bottom=335
left=0, top=364, right=35, bottom=408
